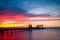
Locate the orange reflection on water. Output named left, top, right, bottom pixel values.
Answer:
left=3, top=30, right=30, bottom=40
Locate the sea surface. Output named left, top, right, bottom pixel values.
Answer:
left=0, top=29, right=60, bottom=40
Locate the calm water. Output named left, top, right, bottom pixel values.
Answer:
left=0, top=29, right=60, bottom=40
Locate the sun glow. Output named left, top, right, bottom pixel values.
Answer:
left=0, top=20, right=27, bottom=28
left=0, top=23, right=27, bottom=28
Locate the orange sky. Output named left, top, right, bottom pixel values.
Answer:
left=0, top=15, right=60, bottom=28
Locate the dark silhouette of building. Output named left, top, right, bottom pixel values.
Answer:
left=28, top=24, right=44, bottom=29
left=28, top=24, right=32, bottom=29
left=36, top=25, right=43, bottom=28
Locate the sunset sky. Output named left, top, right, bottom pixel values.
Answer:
left=0, top=0, right=60, bottom=28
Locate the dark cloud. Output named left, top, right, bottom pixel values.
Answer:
left=0, top=8, right=26, bottom=16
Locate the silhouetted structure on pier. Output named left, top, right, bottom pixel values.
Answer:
left=28, top=24, right=32, bottom=29
left=36, top=25, right=43, bottom=29
left=0, top=24, right=44, bottom=32
left=28, top=24, right=44, bottom=29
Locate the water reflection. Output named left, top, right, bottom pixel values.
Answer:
left=0, top=29, right=60, bottom=40
left=29, top=30, right=32, bottom=40
left=3, top=30, right=29, bottom=40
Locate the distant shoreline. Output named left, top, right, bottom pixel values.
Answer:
left=0, top=27, right=60, bottom=31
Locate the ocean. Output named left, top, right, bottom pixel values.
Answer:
left=0, top=29, right=60, bottom=40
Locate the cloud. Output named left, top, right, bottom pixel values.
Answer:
left=20, top=0, right=60, bottom=16
left=26, top=6, right=60, bottom=16
left=20, top=17, right=60, bottom=21
left=0, top=0, right=60, bottom=16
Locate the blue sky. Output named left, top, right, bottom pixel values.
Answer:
left=0, top=0, right=60, bottom=16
